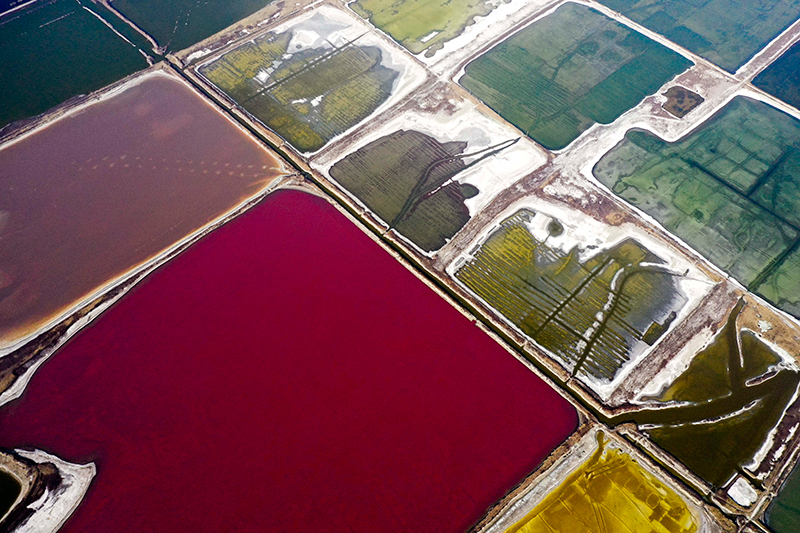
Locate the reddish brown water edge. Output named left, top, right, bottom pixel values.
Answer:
left=0, top=72, right=288, bottom=347
left=0, top=190, right=578, bottom=532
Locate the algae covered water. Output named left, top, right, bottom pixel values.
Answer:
left=596, top=0, right=800, bottom=72
left=594, top=97, right=800, bottom=319
left=460, top=2, right=691, bottom=150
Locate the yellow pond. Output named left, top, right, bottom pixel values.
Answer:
left=507, top=434, right=696, bottom=533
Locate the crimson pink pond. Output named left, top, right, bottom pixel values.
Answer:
left=0, top=190, right=578, bottom=532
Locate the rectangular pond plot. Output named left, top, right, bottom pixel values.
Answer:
left=458, top=2, right=691, bottom=151
left=0, top=0, right=148, bottom=129
left=110, top=0, right=274, bottom=53
left=624, top=299, right=800, bottom=488
left=499, top=431, right=703, bottom=533
left=754, top=39, right=800, bottom=110
left=594, top=96, right=800, bottom=319
left=453, top=208, right=690, bottom=389
left=330, top=130, right=488, bottom=252
left=197, top=6, right=421, bottom=153
left=597, top=0, right=800, bottom=73
left=321, top=95, right=546, bottom=253
left=0, top=71, right=289, bottom=348
left=350, top=0, right=495, bottom=57
left=0, top=189, right=579, bottom=533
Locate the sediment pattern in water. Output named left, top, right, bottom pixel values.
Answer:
left=507, top=433, right=697, bottom=533
left=460, top=2, right=691, bottom=150
left=0, top=190, right=578, bottom=533
left=198, top=13, right=399, bottom=152
left=0, top=73, right=286, bottom=346
left=623, top=300, right=800, bottom=487
left=329, top=129, right=516, bottom=251
left=455, top=209, right=686, bottom=383
left=594, top=96, right=800, bottom=319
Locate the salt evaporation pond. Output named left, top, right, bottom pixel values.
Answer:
left=0, top=72, right=288, bottom=347
left=0, top=190, right=578, bottom=532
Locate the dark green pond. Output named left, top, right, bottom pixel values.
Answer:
left=111, top=0, right=274, bottom=52
left=596, top=0, right=800, bottom=72
left=615, top=300, right=800, bottom=488
left=0, top=0, right=148, bottom=129
left=767, top=461, right=800, bottom=533
left=754, top=39, right=800, bottom=111
left=329, top=130, right=509, bottom=251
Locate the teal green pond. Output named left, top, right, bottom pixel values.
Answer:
left=0, top=0, right=148, bottom=129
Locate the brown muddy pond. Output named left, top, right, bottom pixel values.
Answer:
left=0, top=72, right=287, bottom=347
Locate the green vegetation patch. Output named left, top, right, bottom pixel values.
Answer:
left=754, top=39, right=800, bottom=110
left=459, top=2, right=691, bottom=150
left=111, top=0, right=274, bottom=52
left=0, top=0, right=148, bottom=129
left=350, top=0, right=493, bottom=57
left=594, top=96, right=800, bottom=319
left=662, top=86, right=704, bottom=118
left=199, top=21, right=399, bottom=152
left=455, top=209, right=686, bottom=382
left=625, top=300, right=799, bottom=487
left=597, top=0, right=800, bottom=73
left=767, top=459, right=800, bottom=533
left=329, top=130, right=516, bottom=251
